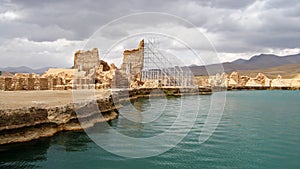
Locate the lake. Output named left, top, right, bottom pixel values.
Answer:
left=0, top=90, right=299, bottom=169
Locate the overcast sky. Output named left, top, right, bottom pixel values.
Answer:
left=0, top=0, right=299, bottom=68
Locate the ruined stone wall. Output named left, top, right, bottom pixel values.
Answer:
left=0, top=48, right=122, bottom=91
left=0, top=77, right=4, bottom=90
left=74, top=48, right=100, bottom=73
left=121, top=39, right=144, bottom=82
left=0, top=75, right=69, bottom=91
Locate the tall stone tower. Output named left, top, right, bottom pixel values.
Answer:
left=121, top=39, right=144, bottom=81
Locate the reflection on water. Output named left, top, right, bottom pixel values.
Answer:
left=51, top=131, right=92, bottom=152
left=115, top=96, right=183, bottom=138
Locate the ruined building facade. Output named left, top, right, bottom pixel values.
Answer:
left=121, top=39, right=144, bottom=82
left=0, top=48, right=119, bottom=91
left=74, top=48, right=100, bottom=73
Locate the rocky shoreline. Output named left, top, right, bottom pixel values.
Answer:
left=0, top=90, right=120, bottom=145
left=0, top=87, right=211, bottom=145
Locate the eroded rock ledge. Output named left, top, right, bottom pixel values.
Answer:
left=0, top=90, right=120, bottom=145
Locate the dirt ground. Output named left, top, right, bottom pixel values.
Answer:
left=0, top=89, right=111, bottom=109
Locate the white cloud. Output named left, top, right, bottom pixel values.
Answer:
left=0, top=11, right=20, bottom=21
left=0, top=38, right=87, bottom=68
left=263, top=48, right=300, bottom=56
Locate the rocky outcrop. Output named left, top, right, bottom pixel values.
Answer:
left=141, top=80, right=160, bottom=88
left=245, top=73, right=271, bottom=87
left=208, top=73, right=228, bottom=87
left=100, top=60, right=111, bottom=71
left=270, top=75, right=300, bottom=88
left=202, top=72, right=300, bottom=89
left=0, top=94, right=120, bottom=145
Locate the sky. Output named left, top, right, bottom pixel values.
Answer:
left=0, top=0, right=299, bottom=68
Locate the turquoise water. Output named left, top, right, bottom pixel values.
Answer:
left=0, top=90, right=300, bottom=169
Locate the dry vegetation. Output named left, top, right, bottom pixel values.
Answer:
left=237, top=63, right=300, bottom=79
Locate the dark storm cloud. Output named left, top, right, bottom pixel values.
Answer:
left=5, top=0, right=180, bottom=41
left=0, top=0, right=299, bottom=68
left=210, top=0, right=256, bottom=9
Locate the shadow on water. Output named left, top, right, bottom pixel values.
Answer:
left=0, top=137, right=50, bottom=169
left=0, top=131, right=93, bottom=169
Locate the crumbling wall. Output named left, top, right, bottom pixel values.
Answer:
left=0, top=48, right=120, bottom=91
left=74, top=48, right=100, bottom=73
left=121, top=39, right=144, bottom=82
left=40, top=78, right=48, bottom=90
left=0, top=77, right=5, bottom=90
left=4, top=77, right=13, bottom=91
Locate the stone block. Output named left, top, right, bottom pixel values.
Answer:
left=34, top=78, right=40, bottom=90
left=19, top=78, right=28, bottom=90
left=11, top=77, right=19, bottom=90
left=40, top=78, right=48, bottom=90
left=4, top=77, right=13, bottom=91
left=27, top=78, right=35, bottom=90
left=0, top=77, right=5, bottom=90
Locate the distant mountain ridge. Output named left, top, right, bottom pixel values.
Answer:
left=189, top=53, right=300, bottom=76
left=231, top=53, right=300, bottom=69
left=0, top=66, right=53, bottom=74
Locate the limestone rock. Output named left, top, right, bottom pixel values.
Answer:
left=229, top=72, right=240, bottom=85
left=271, top=75, right=290, bottom=87
left=142, top=80, right=159, bottom=88
left=130, top=81, right=139, bottom=88
left=100, top=60, right=110, bottom=71
left=245, top=79, right=262, bottom=87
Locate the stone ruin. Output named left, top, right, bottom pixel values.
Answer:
left=0, top=40, right=147, bottom=91
left=120, top=39, right=144, bottom=88
left=202, top=71, right=300, bottom=88
left=74, top=48, right=99, bottom=73
left=0, top=73, right=48, bottom=91
left=2, top=40, right=299, bottom=91
left=0, top=48, right=123, bottom=91
left=119, top=39, right=194, bottom=88
left=121, top=39, right=144, bottom=81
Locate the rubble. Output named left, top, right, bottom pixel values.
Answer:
left=142, top=80, right=160, bottom=88
left=200, top=72, right=300, bottom=89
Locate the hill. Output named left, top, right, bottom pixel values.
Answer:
left=190, top=53, right=300, bottom=76
left=0, top=66, right=53, bottom=75
left=238, top=62, right=300, bottom=79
